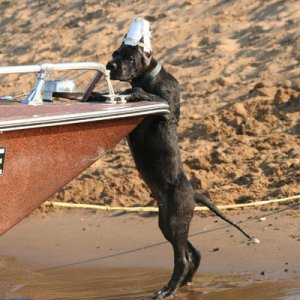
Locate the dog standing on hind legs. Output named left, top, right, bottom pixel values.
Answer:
left=104, top=18, right=254, bottom=299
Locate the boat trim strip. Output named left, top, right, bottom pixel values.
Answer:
left=0, top=102, right=169, bottom=132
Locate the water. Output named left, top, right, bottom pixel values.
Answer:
left=1, top=257, right=299, bottom=300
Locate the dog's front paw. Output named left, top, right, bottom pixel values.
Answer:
left=121, top=88, right=133, bottom=95
left=126, top=94, right=142, bottom=102
left=126, top=88, right=145, bottom=102
left=131, top=87, right=144, bottom=93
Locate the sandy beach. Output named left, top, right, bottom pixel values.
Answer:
left=0, top=0, right=299, bottom=207
left=0, top=0, right=300, bottom=299
left=0, top=207, right=300, bottom=299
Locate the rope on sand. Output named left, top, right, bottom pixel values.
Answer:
left=44, top=194, right=300, bottom=212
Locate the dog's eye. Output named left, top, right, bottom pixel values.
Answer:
left=112, top=51, right=119, bottom=58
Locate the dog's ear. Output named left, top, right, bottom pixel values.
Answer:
left=139, top=48, right=152, bottom=66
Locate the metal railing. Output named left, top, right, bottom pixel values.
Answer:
left=0, top=62, right=115, bottom=105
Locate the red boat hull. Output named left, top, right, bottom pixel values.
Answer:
left=0, top=117, right=141, bottom=235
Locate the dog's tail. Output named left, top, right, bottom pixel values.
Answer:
left=194, top=193, right=253, bottom=241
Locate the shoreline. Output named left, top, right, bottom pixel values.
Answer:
left=1, top=207, right=299, bottom=276
left=0, top=207, right=299, bottom=299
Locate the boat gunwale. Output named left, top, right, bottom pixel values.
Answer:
left=0, top=101, right=170, bottom=132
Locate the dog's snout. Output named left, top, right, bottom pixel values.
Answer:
left=106, top=61, right=117, bottom=71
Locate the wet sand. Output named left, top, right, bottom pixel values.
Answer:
left=0, top=208, right=299, bottom=299
left=1, top=261, right=300, bottom=300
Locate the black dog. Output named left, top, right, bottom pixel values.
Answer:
left=102, top=44, right=253, bottom=298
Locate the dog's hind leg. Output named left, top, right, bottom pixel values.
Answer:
left=153, top=208, right=190, bottom=298
left=182, top=241, right=201, bottom=286
left=152, top=175, right=197, bottom=298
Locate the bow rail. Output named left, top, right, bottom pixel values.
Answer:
left=0, top=62, right=115, bottom=105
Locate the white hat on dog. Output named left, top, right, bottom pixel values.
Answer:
left=123, top=18, right=152, bottom=53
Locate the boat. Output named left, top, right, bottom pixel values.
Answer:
left=0, top=62, right=169, bottom=235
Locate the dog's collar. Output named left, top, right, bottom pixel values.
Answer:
left=134, top=63, right=161, bottom=86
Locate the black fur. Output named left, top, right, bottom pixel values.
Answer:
left=102, top=44, right=252, bottom=298
left=106, top=44, right=198, bottom=298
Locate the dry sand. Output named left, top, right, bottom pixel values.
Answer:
left=0, top=0, right=299, bottom=208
